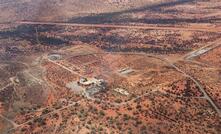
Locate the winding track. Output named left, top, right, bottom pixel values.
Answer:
left=164, top=58, right=221, bottom=117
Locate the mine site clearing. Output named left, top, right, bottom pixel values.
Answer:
left=45, top=47, right=166, bottom=97
left=1, top=22, right=221, bottom=133
left=1, top=0, right=221, bottom=133
left=1, top=31, right=221, bottom=134
left=1, top=35, right=221, bottom=131
left=41, top=45, right=221, bottom=115
left=4, top=45, right=221, bottom=132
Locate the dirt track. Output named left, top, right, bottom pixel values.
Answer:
left=16, top=21, right=221, bottom=33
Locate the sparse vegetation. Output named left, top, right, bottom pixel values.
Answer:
left=0, top=0, right=221, bottom=134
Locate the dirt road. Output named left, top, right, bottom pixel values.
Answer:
left=15, top=21, right=221, bottom=33
left=47, top=58, right=83, bottom=77
left=183, top=38, right=221, bottom=60
left=165, top=58, right=221, bottom=117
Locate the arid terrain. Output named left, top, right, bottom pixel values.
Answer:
left=0, top=0, right=221, bottom=134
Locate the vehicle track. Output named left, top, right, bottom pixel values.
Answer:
left=0, top=0, right=30, bottom=6
left=0, top=83, right=13, bottom=92
left=9, top=100, right=82, bottom=131
left=0, top=114, right=18, bottom=128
